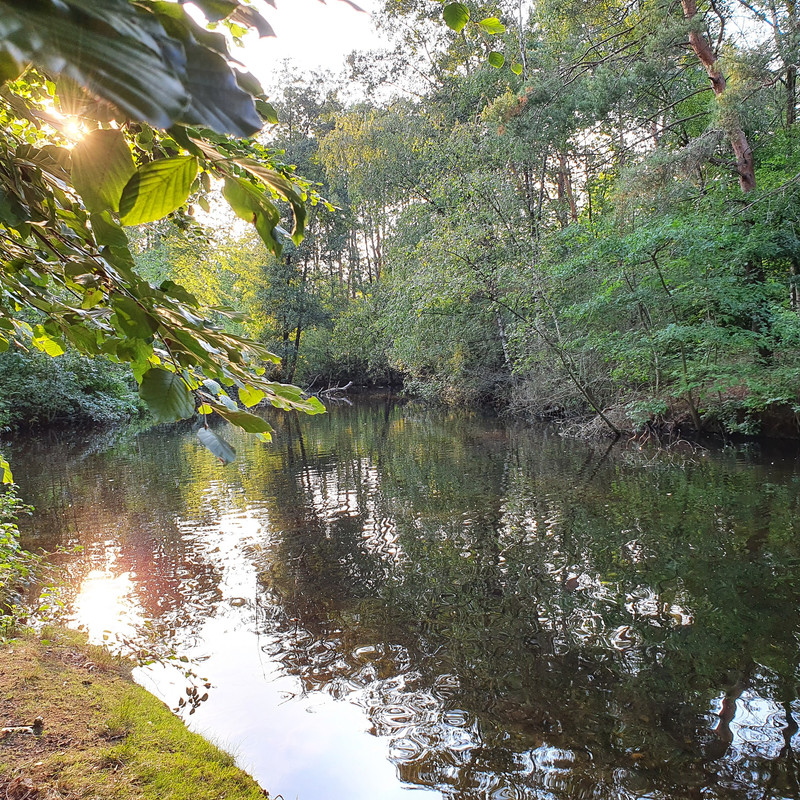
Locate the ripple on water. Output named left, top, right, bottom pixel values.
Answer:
left=432, top=673, right=460, bottom=699
left=377, top=705, right=417, bottom=728
left=442, top=709, right=470, bottom=727
left=489, top=784, right=526, bottom=800
left=389, top=736, right=424, bottom=762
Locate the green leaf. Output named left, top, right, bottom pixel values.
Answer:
left=18, top=143, right=71, bottom=182
left=139, top=367, right=195, bottom=423
left=152, top=3, right=264, bottom=134
left=71, top=129, right=136, bottom=213
left=1, top=457, right=12, bottom=485
left=218, top=393, right=239, bottom=411
left=231, top=6, right=276, bottom=38
left=1, top=2, right=264, bottom=136
left=0, top=3, right=191, bottom=129
left=203, top=379, right=222, bottom=395
left=197, top=427, right=236, bottom=464
left=0, top=51, right=22, bottom=83
left=301, top=396, right=327, bottom=415
left=179, top=44, right=262, bottom=135
left=114, top=337, right=154, bottom=378
left=236, top=160, right=306, bottom=244
left=112, top=296, right=159, bottom=339
left=222, top=177, right=282, bottom=256
left=0, top=184, right=25, bottom=227
left=478, top=17, right=506, bottom=34
left=511, top=61, right=523, bottom=75
left=488, top=51, right=505, bottom=68
left=81, top=288, right=104, bottom=310
left=183, top=0, right=238, bottom=22
left=239, top=385, right=266, bottom=408
left=64, top=325, right=100, bottom=354
left=443, top=2, right=470, bottom=31
left=160, top=280, right=199, bottom=306
left=119, top=156, right=199, bottom=226
left=256, top=100, right=279, bottom=124
left=90, top=211, right=130, bottom=247
left=32, top=330, right=65, bottom=357
left=266, top=384, right=326, bottom=415
left=210, top=405, right=275, bottom=433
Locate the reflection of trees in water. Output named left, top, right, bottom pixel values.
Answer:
left=9, top=403, right=800, bottom=798
left=12, top=426, right=238, bottom=646
left=254, top=401, right=800, bottom=799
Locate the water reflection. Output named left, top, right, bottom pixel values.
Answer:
left=8, top=398, right=800, bottom=799
left=72, top=568, right=141, bottom=642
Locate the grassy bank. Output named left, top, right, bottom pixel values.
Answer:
left=0, top=627, right=268, bottom=800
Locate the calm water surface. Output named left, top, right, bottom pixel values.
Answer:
left=8, top=397, right=800, bottom=799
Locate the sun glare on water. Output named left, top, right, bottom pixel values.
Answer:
left=71, top=569, right=141, bottom=645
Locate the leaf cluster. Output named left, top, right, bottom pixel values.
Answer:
left=0, top=0, right=326, bottom=458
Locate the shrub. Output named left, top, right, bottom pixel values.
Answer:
left=0, top=348, right=144, bottom=430
left=0, top=484, right=37, bottom=633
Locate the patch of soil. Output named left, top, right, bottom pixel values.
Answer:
left=1, top=775, right=63, bottom=799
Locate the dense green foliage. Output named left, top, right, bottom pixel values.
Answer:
left=0, top=348, right=142, bottom=430
left=0, top=483, right=35, bottom=628
left=3, top=0, right=800, bottom=438
left=0, top=0, right=324, bottom=476
left=129, top=0, right=789, bottom=437
left=337, top=0, right=799, bottom=435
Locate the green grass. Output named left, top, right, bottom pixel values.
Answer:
left=0, top=627, right=269, bottom=800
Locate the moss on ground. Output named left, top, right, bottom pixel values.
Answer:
left=0, top=626, right=268, bottom=799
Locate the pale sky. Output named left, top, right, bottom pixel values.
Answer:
left=235, top=0, right=390, bottom=88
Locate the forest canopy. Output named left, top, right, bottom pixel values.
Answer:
left=2, top=0, right=800, bottom=451
left=235, top=0, right=798, bottom=439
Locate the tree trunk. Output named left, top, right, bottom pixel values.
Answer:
left=556, top=168, right=567, bottom=229
left=495, top=311, right=510, bottom=367
left=559, top=152, right=579, bottom=223
left=287, top=325, right=302, bottom=383
left=769, top=0, right=798, bottom=127
left=374, top=218, right=383, bottom=281
left=681, top=0, right=756, bottom=192
left=362, top=227, right=373, bottom=285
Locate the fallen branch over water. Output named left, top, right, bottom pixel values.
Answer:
left=319, top=381, right=353, bottom=396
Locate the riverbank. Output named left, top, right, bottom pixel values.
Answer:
left=0, top=626, right=268, bottom=800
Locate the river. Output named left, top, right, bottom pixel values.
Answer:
left=8, top=396, right=800, bottom=799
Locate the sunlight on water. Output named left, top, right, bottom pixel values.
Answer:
left=71, top=568, right=142, bottom=645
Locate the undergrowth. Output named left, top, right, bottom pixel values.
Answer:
left=0, top=483, right=38, bottom=637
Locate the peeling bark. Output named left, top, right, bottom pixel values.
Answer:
left=681, top=0, right=756, bottom=192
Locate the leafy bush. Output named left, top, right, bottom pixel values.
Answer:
left=297, top=299, right=400, bottom=388
left=0, top=348, right=145, bottom=430
left=0, top=484, right=37, bottom=632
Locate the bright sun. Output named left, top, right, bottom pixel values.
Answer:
left=62, top=118, right=85, bottom=142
